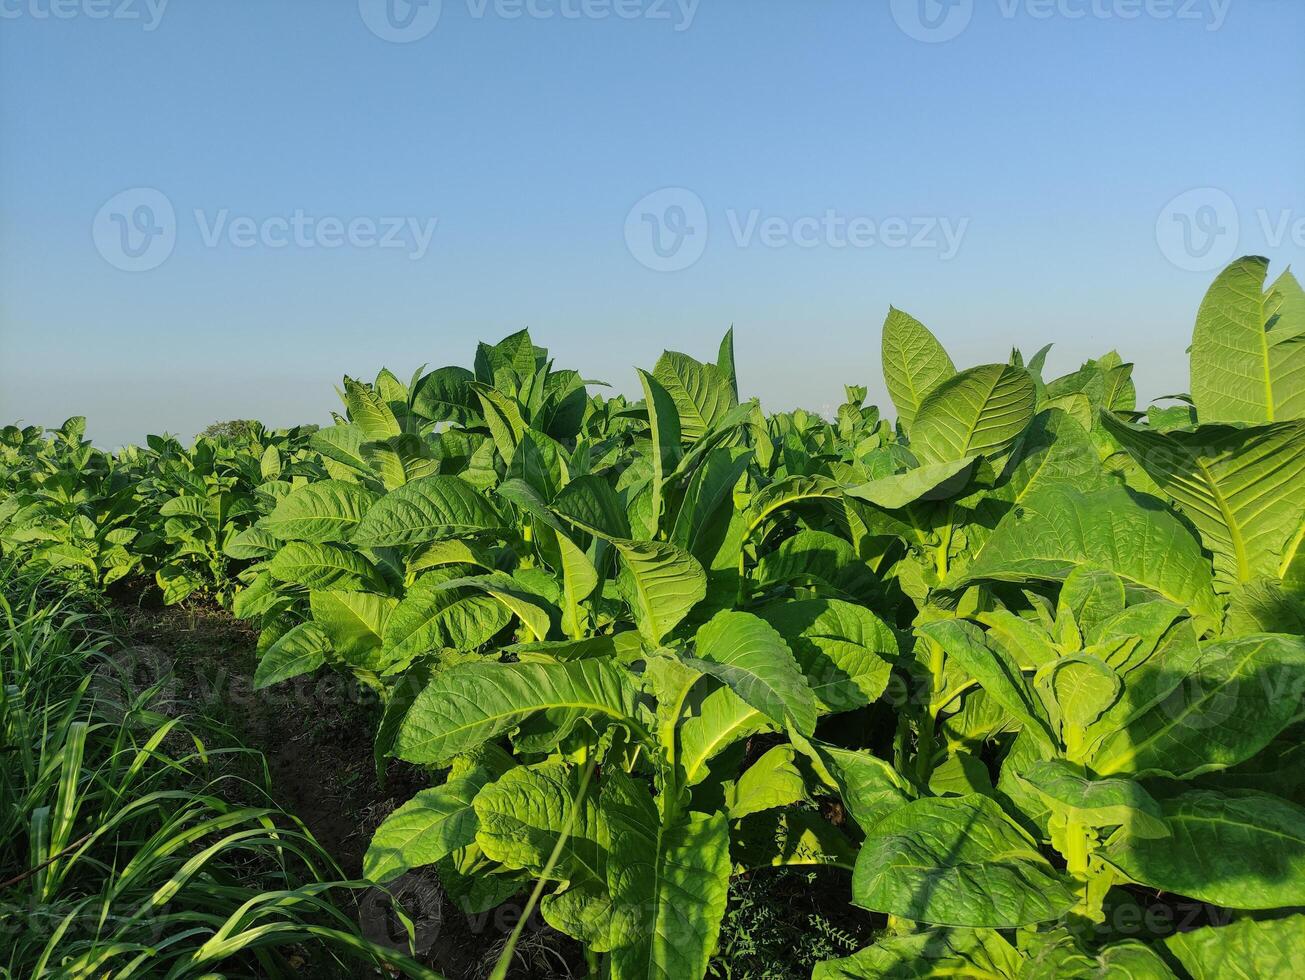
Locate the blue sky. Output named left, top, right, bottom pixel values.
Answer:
left=1, top=0, right=1302, bottom=446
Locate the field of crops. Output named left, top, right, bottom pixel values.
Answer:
left=4, top=253, right=1305, bottom=978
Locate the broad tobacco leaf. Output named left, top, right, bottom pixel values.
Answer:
left=852, top=794, right=1076, bottom=928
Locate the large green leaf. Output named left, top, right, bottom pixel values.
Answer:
left=364, top=773, right=488, bottom=884
left=1088, top=633, right=1305, bottom=778
left=253, top=621, right=329, bottom=689
left=263, top=480, right=378, bottom=543
left=393, top=660, right=640, bottom=764
left=341, top=376, right=402, bottom=440
left=756, top=598, right=896, bottom=713
left=852, top=794, right=1076, bottom=928
left=652, top=350, right=736, bottom=443
left=311, top=423, right=372, bottom=477
left=1165, top=914, right=1305, bottom=980
left=910, top=363, right=1036, bottom=465
left=309, top=589, right=395, bottom=667
left=267, top=541, right=382, bottom=591
left=411, top=365, right=477, bottom=425
left=684, top=610, right=818, bottom=736
left=953, top=485, right=1220, bottom=621
left=917, top=619, right=1055, bottom=747
left=814, top=928, right=1019, bottom=980
left=1101, top=414, right=1305, bottom=585
left=1105, top=789, right=1305, bottom=908
left=382, top=574, right=514, bottom=662
left=803, top=741, right=910, bottom=830
left=677, top=684, right=775, bottom=787
left=844, top=456, right=979, bottom=510
left=880, top=307, right=957, bottom=433
left=603, top=772, right=731, bottom=980
left=1016, top=759, right=1168, bottom=838
left=614, top=539, right=706, bottom=645
left=351, top=475, right=505, bottom=548
left=636, top=368, right=682, bottom=533
left=1190, top=256, right=1305, bottom=423
left=723, top=744, right=807, bottom=819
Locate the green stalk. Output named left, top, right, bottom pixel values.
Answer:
left=489, top=751, right=598, bottom=980
left=915, top=638, right=947, bottom=784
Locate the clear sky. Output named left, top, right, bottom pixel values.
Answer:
left=1, top=0, right=1302, bottom=447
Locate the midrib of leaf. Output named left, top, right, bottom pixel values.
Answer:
left=1169, top=812, right=1305, bottom=845
left=682, top=707, right=762, bottom=784
left=1280, top=521, right=1305, bottom=578
left=1190, top=453, right=1250, bottom=582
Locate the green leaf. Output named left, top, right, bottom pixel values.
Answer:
left=267, top=541, right=382, bottom=591
left=603, top=772, right=731, bottom=980
left=474, top=761, right=602, bottom=881
left=311, top=423, right=372, bottom=477
left=1056, top=566, right=1126, bottom=646
left=756, top=598, right=896, bottom=712
left=342, top=376, right=402, bottom=440
left=614, top=539, right=706, bottom=645
left=717, top=327, right=739, bottom=401
left=1038, top=655, right=1120, bottom=731
left=552, top=474, right=632, bottom=540
left=724, top=745, right=807, bottom=819
left=364, top=773, right=489, bottom=884
left=747, top=475, right=843, bottom=535
left=1190, top=256, right=1305, bottom=423
left=393, top=660, right=640, bottom=765
left=382, top=575, right=513, bottom=662
left=1019, top=930, right=1176, bottom=980
left=685, top=611, right=818, bottom=736
left=411, top=365, right=477, bottom=425
left=636, top=368, right=682, bottom=534
left=1016, top=759, right=1168, bottom=838
left=953, top=485, right=1221, bottom=622
left=351, top=475, right=505, bottom=548
left=678, top=685, right=776, bottom=787
left=1105, top=789, right=1305, bottom=909
left=910, top=363, right=1036, bottom=465
left=652, top=350, right=737, bottom=443
left=1101, top=414, right=1305, bottom=586
left=1089, top=633, right=1305, bottom=778
left=814, top=928, right=1019, bottom=980
left=852, top=794, right=1076, bottom=928
left=844, top=456, right=979, bottom=510
left=309, top=589, right=395, bottom=667
left=253, top=622, right=329, bottom=689
left=917, top=619, right=1055, bottom=747
left=804, top=741, right=911, bottom=830
left=880, top=307, right=957, bottom=433
left=732, top=809, right=858, bottom=872
left=263, top=479, right=378, bottom=543
left=1165, top=914, right=1305, bottom=980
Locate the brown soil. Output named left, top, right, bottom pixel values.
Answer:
left=111, top=594, right=581, bottom=979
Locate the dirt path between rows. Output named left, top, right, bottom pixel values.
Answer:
left=113, top=600, right=581, bottom=979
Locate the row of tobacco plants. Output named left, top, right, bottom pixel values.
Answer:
left=4, top=254, right=1305, bottom=978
